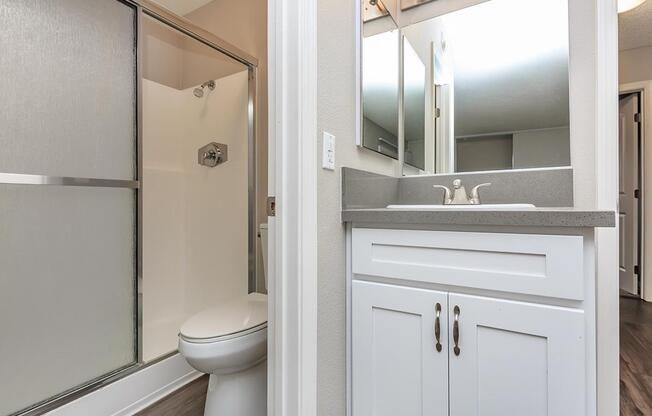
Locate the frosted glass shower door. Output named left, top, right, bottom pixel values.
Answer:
left=0, top=1, right=138, bottom=414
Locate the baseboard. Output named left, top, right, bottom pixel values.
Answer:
left=113, top=368, right=202, bottom=415
left=45, top=354, right=201, bottom=416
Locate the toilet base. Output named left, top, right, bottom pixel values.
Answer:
left=204, top=359, right=267, bottom=416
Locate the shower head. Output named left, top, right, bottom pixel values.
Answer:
left=193, top=80, right=216, bottom=98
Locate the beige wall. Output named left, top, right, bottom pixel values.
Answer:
left=619, top=46, right=652, bottom=84
left=142, top=16, right=245, bottom=91
left=185, top=0, right=269, bottom=291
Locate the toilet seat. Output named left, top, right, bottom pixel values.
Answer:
left=179, top=292, right=267, bottom=343
left=180, top=322, right=267, bottom=344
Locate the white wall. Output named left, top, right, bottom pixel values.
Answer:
left=619, top=46, right=652, bottom=84
left=185, top=0, right=269, bottom=292
left=142, top=71, right=249, bottom=361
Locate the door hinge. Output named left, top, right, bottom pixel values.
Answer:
left=635, top=113, right=642, bottom=123
left=434, top=108, right=441, bottom=118
left=267, top=196, right=276, bottom=216
left=635, top=189, right=641, bottom=199
left=635, top=265, right=641, bottom=275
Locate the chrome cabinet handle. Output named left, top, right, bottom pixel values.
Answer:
left=435, top=303, right=442, bottom=352
left=453, top=305, right=461, bottom=356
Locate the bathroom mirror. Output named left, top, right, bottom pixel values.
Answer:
left=361, top=0, right=400, bottom=159
left=359, top=0, right=571, bottom=174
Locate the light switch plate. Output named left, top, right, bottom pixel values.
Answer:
left=322, top=131, right=335, bottom=170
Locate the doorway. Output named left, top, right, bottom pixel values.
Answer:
left=618, top=92, right=642, bottom=297
left=618, top=2, right=652, bottom=412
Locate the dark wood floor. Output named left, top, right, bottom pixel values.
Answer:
left=136, top=375, right=208, bottom=416
left=620, top=296, right=652, bottom=416
left=137, top=299, right=652, bottom=415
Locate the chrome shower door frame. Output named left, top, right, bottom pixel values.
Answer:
left=11, top=0, right=259, bottom=414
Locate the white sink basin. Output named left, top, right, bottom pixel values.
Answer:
left=386, top=203, right=536, bottom=210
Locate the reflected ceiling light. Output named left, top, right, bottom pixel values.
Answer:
left=445, top=0, right=568, bottom=75
left=618, top=0, right=647, bottom=13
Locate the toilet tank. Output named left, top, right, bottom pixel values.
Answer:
left=259, top=223, right=268, bottom=290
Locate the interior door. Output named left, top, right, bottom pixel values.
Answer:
left=352, top=281, right=448, bottom=416
left=448, top=293, right=585, bottom=416
left=619, top=93, right=641, bottom=295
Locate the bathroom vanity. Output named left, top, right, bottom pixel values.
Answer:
left=342, top=169, right=615, bottom=416
left=352, top=0, right=618, bottom=413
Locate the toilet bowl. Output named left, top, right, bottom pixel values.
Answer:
left=178, top=223, right=269, bottom=416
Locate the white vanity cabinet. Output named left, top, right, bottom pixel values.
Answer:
left=350, top=227, right=594, bottom=416
left=352, top=282, right=449, bottom=416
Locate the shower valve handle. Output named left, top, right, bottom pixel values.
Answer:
left=204, top=149, right=219, bottom=161
left=198, top=142, right=228, bottom=167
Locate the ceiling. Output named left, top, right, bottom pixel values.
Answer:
left=620, top=0, right=652, bottom=51
left=150, top=0, right=215, bottom=16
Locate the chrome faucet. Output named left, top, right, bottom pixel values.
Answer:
left=433, top=179, right=491, bottom=205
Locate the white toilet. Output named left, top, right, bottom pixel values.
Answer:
left=179, top=223, right=269, bottom=415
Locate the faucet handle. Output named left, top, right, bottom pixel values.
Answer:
left=470, top=183, right=491, bottom=204
left=433, top=185, right=452, bottom=205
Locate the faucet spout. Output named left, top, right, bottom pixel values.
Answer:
left=470, top=183, right=492, bottom=204
left=432, top=185, right=452, bottom=205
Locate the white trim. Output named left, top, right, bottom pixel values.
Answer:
left=355, top=0, right=362, bottom=147
left=44, top=354, right=200, bottom=416
left=268, top=0, right=318, bottom=414
left=595, top=0, right=620, bottom=415
left=620, top=80, right=652, bottom=302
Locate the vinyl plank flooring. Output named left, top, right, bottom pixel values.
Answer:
left=620, top=297, right=652, bottom=416
left=136, top=375, right=208, bottom=416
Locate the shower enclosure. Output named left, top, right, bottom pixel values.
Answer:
left=0, top=1, right=258, bottom=415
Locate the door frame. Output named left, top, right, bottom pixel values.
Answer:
left=267, top=0, right=318, bottom=414
left=620, top=81, right=652, bottom=301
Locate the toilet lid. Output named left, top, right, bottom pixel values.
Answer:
left=180, top=292, right=267, bottom=340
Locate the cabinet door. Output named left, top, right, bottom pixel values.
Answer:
left=448, top=293, right=585, bottom=416
left=352, top=281, right=448, bottom=416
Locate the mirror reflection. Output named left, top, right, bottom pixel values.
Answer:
left=362, top=0, right=399, bottom=159
left=403, top=36, right=426, bottom=170
left=360, top=0, right=571, bottom=174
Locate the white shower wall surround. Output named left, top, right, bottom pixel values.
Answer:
left=142, top=70, right=250, bottom=362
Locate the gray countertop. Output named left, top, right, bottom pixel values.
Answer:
left=341, top=207, right=616, bottom=228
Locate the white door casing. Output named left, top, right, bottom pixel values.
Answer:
left=267, top=0, right=318, bottom=414
left=618, top=93, right=640, bottom=295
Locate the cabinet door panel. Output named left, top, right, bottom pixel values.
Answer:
left=449, top=293, right=585, bottom=416
left=352, top=281, right=448, bottom=416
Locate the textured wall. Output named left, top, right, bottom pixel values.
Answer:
left=619, top=46, right=652, bottom=84
left=316, top=0, right=399, bottom=414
